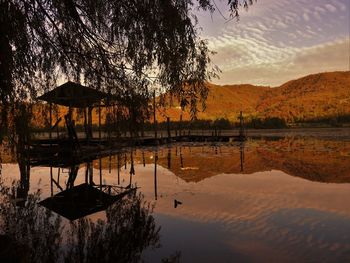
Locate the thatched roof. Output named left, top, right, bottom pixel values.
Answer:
left=37, top=81, right=108, bottom=108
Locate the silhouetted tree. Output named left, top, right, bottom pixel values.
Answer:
left=0, top=179, right=160, bottom=263
left=0, top=0, right=254, bottom=140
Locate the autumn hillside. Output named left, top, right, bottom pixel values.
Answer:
left=162, top=71, right=350, bottom=123
left=158, top=84, right=270, bottom=122
left=30, top=71, right=350, bottom=128
left=256, top=71, right=350, bottom=122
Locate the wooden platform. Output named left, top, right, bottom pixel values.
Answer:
left=27, top=134, right=245, bottom=167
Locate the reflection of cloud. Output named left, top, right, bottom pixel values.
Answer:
left=198, top=0, right=349, bottom=85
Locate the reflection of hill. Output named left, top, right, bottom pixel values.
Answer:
left=146, top=139, right=350, bottom=183
left=154, top=146, right=266, bottom=182
left=13, top=137, right=348, bottom=184
left=255, top=138, right=350, bottom=183
left=92, top=138, right=350, bottom=183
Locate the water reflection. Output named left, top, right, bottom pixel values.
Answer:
left=154, top=149, right=158, bottom=200
left=0, top=179, right=160, bottom=262
left=130, top=138, right=349, bottom=184
left=1, top=137, right=350, bottom=262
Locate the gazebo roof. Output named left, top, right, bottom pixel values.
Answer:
left=37, top=81, right=108, bottom=108
left=39, top=183, right=135, bottom=220
left=39, top=183, right=115, bottom=220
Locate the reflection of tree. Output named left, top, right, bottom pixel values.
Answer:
left=0, top=185, right=62, bottom=263
left=65, top=193, right=160, bottom=263
left=0, top=180, right=160, bottom=263
left=162, top=251, right=181, bottom=263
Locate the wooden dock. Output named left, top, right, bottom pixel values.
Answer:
left=27, top=133, right=245, bottom=167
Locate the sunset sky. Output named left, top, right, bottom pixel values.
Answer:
left=197, top=0, right=349, bottom=86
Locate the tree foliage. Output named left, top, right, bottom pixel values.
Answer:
left=0, top=0, right=254, bottom=138
left=0, top=178, right=160, bottom=263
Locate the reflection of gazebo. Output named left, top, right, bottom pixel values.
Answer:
left=39, top=183, right=136, bottom=220
left=37, top=81, right=109, bottom=140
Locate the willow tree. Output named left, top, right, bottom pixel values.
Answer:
left=0, top=0, right=254, bottom=139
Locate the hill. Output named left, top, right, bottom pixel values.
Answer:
left=30, top=71, right=350, bottom=128
left=256, top=71, right=350, bottom=122
left=158, top=83, right=270, bottom=122
left=161, top=71, right=350, bottom=123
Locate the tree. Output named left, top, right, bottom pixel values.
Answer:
left=0, top=0, right=254, bottom=139
left=0, top=177, right=161, bottom=262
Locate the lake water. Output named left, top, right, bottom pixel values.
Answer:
left=1, top=136, right=350, bottom=262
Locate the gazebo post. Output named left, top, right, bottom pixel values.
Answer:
left=98, top=104, right=101, bottom=140
left=88, top=106, right=93, bottom=139
left=49, top=103, right=53, bottom=196
left=49, top=103, right=52, bottom=139
left=84, top=106, right=88, bottom=140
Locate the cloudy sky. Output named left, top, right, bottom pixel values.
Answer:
left=196, top=0, right=349, bottom=86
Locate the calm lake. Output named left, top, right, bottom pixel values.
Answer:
left=1, top=135, right=350, bottom=262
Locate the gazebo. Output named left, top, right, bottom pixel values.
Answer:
left=38, top=81, right=107, bottom=108
left=39, top=183, right=136, bottom=220
left=37, top=81, right=109, bottom=140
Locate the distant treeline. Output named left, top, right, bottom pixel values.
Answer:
left=293, top=114, right=350, bottom=127
left=32, top=114, right=350, bottom=134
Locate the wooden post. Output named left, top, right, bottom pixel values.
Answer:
left=167, top=148, right=171, bottom=169
left=153, top=90, right=157, bottom=139
left=240, top=142, right=245, bottom=172
left=106, top=104, right=111, bottom=141
left=49, top=103, right=52, bottom=139
left=239, top=110, right=244, bottom=139
left=49, top=103, right=53, bottom=195
left=180, top=147, right=183, bottom=168
left=167, top=117, right=171, bottom=142
left=56, top=110, right=60, bottom=138
left=50, top=166, right=53, bottom=196
left=98, top=104, right=101, bottom=140
left=179, top=113, right=183, bottom=136
left=117, top=154, right=120, bottom=185
left=88, top=106, right=93, bottom=139
left=99, top=157, right=102, bottom=190
left=129, top=151, right=134, bottom=186
left=85, top=163, right=89, bottom=183
left=109, top=152, right=112, bottom=173
left=57, top=168, right=61, bottom=185
left=154, top=151, right=158, bottom=200
left=89, top=162, right=93, bottom=185
left=84, top=107, right=88, bottom=139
